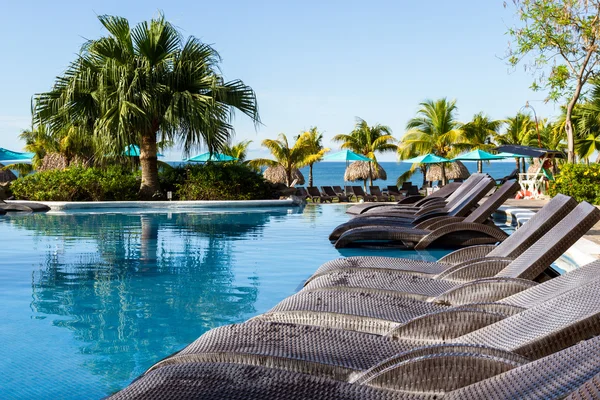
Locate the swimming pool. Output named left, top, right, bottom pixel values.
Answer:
left=0, top=205, right=451, bottom=399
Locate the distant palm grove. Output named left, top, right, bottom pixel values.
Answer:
left=12, top=12, right=600, bottom=201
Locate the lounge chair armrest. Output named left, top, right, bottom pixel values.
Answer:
left=414, top=222, right=509, bottom=251
left=416, top=216, right=465, bottom=230
left=432, top=276, right=537, bottom=305
left=435, top=258, right=513, bottom=282
left=413, top=196, right=447, bottom=207
left=352, top=346, right=526, bottom=392
left=437, top=245, right=498, bottom=265
left=453, top=302, right=525, bottom=317
left=410, top=210, right=451, bottom=225
left=396, top=195, right=424, bottom=204
left=385, top=308, right=506, bottom=342
left=414, top=203, right=449, bottom=216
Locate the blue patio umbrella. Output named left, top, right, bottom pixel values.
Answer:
left=322, top=150, right=373, bottom=162
left=0, top=148, right=34, bottom=163
left=451, top=149, right=506, bottom=161
left=185, top=152, right=237, bottom=162
left=402, top=153, right=450, bottom=164
left=123, top=145, right=164, bottom=157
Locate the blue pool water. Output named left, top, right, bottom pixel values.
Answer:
left=0, top=205, right=450, bottom=399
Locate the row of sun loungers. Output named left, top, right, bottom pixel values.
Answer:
left=110, top=185, right=600, bottom=399
left=298, top=184, right=421, bottom=203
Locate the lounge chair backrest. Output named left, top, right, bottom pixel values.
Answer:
left=296, top=187, right=308, bottom=197
left=487, top=194, right=577, bottom=258
left=495, top=201, right=600, bottom=280
left=344, top=186, right=354, bottom=195
left=446, top=335, right=600, bottom=399
left=463, top=181, right=520, bottom=224
left=501, top=259, right=600, bottom=309
left=456, top=278, right=600, bottom=359
left=428, top=182, right=462, bottom=199
left=307, top=187, right=322, bottom=197
left=443, top=178, right=495, bottom=218
left=369, top=186, right=382, bottom=196
left=352, top=186, right=367, bottom=196
left=332, top=186, right=345, bottom=195
left=400, top=182, right=412, bottom=190
left=321, top=186, right=337, bottom=197
left=444, top=174, right=486, bottom=204
left=407, top=186, right=420, bottom=196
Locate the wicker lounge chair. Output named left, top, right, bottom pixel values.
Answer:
left=107, top=332, right=600, bottom=400
left=351, top=186, right=376, bottom=202
left=306, top=186, right=333, bottom=203
left=385, top=185, right=402, bottom=200
left=0, top=200, right=50, bottom=213
left=368, top=186, right=389, bottom=202
left=321, top=186, right=349, bottom=202
left=295, top=187, right=309, bottom=200
left=329, top=178, right=496, bottom=242
left=255, top=203, right=600, bottom=333
left=126, top=279, right=600, bottom=399
left=333, top=181, right=519, bottom=249
left=332, top=185, right=350, bottom=200
left=315, top=194, right=576, bottom=280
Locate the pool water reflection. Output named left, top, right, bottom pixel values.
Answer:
left=0, top=205, right=450, bottom=399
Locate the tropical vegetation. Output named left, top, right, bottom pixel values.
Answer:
left=33, top=14, right=259, bottom=199
left=296, top=127, right=327, bottom=187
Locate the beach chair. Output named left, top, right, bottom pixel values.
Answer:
left=329, top=178, right=497, bottom=242
left=332, top=186, right=348, bottom=199
left=306, top=187, right=333, bottom=203
left=496, top=168, right=519, bottom=185
left=333, top=180, right=520, bottom=249
left=351, top=186, right=376, bottom=202
left=128, top=278, right=600, bottom=399
left=368, top=186, right=389, bottom=202
left=313, top=194, right=576, bottom=279
left=295, top=187, right=309, bottom=200
left=321, top=186, right=348, bottom=202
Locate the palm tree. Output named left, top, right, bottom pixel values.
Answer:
left=400, top=99, right=464, bottom=185
left=35, top=14, right=259, bottom=199
left=222, top=140, right=252, bottom=162
left=249, top=133, right=327, bottom=187
left=296, top=127, right=328, bottom=187
left=332, top=118, right=396, bottom=187
left=19, top=124, right=58, bottom=169
left=461, top=113, right=504, bottom=173
left=494, top=113, right=534, bottom=173
left=569, top=81, right=600, bottom=163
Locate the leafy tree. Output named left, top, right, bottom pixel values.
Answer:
left=400, top=99, right=464, bottom=185
left=295, top=127, right=329, bottom=187
left=35, top=14, right=259, bottom=199
left=332, top=118, right=396, bottom=186
left=573, top=81, right=600, bottom=162
left=461, top=112, right=504, bottom=172
left=494, top=113, right=534, bottom=172
left=506, top=0, right=600, bottom=163
left=249, top=133, right=327, bottom=187
left=222, top=140, right=252, bottom=162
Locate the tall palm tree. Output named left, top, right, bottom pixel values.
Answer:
left=35, top=14, right=259, bottom=199
left=249, top=133, right=327, bottom=187
left=461, top=112, right=504, bottom=173
left=332, top=118, right=396, bottom=187
left=296, top=127, right=328, bottom=187
left=222, top=140, right=252, bottom=162
left=571, top=81, right=600, bottom=163
left=494, top=113, right=534, bottom=173
left=400, top=98, right=464, bottom=185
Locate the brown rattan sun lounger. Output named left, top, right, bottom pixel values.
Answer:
left=123, top=278, right=600, bottom=399
left=306, top=186, right=333, bottom=203
left=333, top=180, right=519, bottom=249
left=321, top=186, right=349, bottom=202
left=329, top=177, right=497, bottom=242
left=0, top=200, right=50, bottom=213
left=351, top=186, right=376, bottom=202
left=368, top=186, right=389, bottom=202
left=315, top=194, right=576, bottom=280
left=107, top=332, right=600, bottom=400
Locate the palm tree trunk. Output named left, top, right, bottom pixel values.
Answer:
left=139, top=133, right=161, bottom=200
left=309, top=164, right=314, bottom=187
left=477, top=160, right=482, bottom=173
left=515, top=157, right=520, bottom=172
left=286, top=168, right=292, bottom=187
left=521, top=158, right=526, bottom=174
left=421, top=165, right=427, bottom=189
left=441, top=163, right=447, bottom=185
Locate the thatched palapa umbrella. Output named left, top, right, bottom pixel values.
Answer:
left=263, top=165, right=305, bottom=186
left=426, top=160, right=470, bottom=182
left=344, top=161, right=387, bottom=189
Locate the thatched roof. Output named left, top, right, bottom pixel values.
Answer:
left=0, top=163, right=17, bottom=183
left=38, top=153, right=91, bottom=171
left=263, top=165, right=305, bottom=186
left=344, top=161, right=387, bottom=182
left=426, top=160, right=470, bottom=181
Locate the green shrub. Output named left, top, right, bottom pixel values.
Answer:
left=547, top=163, right=600, bottom=204
left=175, top=163, right=271, bottom=200
left=11, top=166, right=139, bottom=201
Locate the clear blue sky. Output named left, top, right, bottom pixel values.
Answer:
left=0, top=0, right=560, bottom=161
